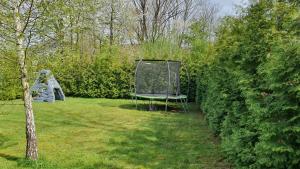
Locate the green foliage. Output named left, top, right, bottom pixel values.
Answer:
left=196, top=1, right=300, bottom=168
left=140, top=39, right=183, bottom=60
left=39, top=46, right=135, bottom=99
left=0, top=53, right=21, bottom=101
left=1, top=41, right=198, bottom=101
left=31, top=90, right=39, bottom=97
left=38, top=72, right=52, bottom=84
left=183, top=21, right=216, bottom=102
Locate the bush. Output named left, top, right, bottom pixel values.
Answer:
left=196, top=1, right=300, bottom=168
left=0, top=56, right=21, bottom=100
left=43, top=47, right=135, bottom=99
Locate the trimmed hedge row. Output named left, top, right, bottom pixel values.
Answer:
left=1, top=43, right=196, bottom=101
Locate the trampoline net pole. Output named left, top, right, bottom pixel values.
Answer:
left=165, top=61, right=171, bottom=112
left=134, top=59, right=143, bottom=109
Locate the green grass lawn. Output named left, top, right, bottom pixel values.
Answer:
left=0, top=98, right=229, bottom=169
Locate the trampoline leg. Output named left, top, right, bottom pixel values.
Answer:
left=151, top=99, right=154, bottom=111
left=131, top=95, right=134, bottom=104
left=149, top=99, right=155, bottom=111
left=180, top=98, right=187, bottom=113
left=135, top=97, right=138, bottom=110
left=185, top=98, right=189, bottom=113
left=165, top=99, right=168, bottom=112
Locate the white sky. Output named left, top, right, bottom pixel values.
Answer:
left=211, top=0, right=249, bottom=16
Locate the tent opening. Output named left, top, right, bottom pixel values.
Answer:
left=54, top=88, right=62, bottom=100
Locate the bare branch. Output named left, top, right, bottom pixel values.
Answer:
left=21, top=0, right=34, bottom=33
left=17, top=0, right=26, bottom=8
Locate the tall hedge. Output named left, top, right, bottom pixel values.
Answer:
left=0, top=53, right=21, bottom=100
left=197, top=1, right=300, bottom=168
left=35, top=47, right=135, bottom=99
left=1, top=42, right=197, bottom=101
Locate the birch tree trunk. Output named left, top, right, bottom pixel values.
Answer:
left=13, top=1, right=38, bottom=160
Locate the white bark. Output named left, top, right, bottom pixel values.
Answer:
left=13, top=0, right=38, bottom=160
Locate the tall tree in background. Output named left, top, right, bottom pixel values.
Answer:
left=109, top=0, right=115, bottom=46
left=131, top=0, right=219, bottom=44
left=132, top=0, right=148, bottom=42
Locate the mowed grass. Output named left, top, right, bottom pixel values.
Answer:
left=0, top=98, right=229, bottom=169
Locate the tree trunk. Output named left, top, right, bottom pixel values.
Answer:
left=13, top=2, right=38, bottom=161
left=70, top=17, right=73, bottom=49
left=132, top=0, right=148, bottom=42
left=109, top=0, right=115, bottom=46
left=141, top=1, right=148, bottom=41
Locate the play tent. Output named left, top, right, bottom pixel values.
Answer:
left=31, top=70, right=65, bottom=102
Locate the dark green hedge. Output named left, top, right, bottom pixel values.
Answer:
left=1, top=47, right=196, bottom=101
left=197, top=1, right=300, bottom=168
left=42, top=50, right=135, bottom=99
left=0, top=57, right=21, bottom=100
left=26, top=45, right=194, bottom=100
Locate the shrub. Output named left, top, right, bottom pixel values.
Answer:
left=196, top=1, right=300, bottom=168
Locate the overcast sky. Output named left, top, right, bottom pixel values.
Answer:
left=211, top=0, right=249, bottom=16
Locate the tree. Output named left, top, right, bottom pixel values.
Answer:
left=132, top=0, right=182, bottom=43
left=0, top=0, right=42, bottom=160
left=178, top=0, right=219, bottom=46
left=132, top=0, right=148, bottom=42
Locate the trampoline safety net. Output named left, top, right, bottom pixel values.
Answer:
left=135, top=60, right=181, bottom=96
left=132, top=60, right=188, bottom=112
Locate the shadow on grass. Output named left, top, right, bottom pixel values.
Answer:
left=119, top=102, right=186, bottom=113
left=0, top=153, right=20, bottom=161
left=0, top=134, right=55, bottom=168
left=76, top=161, right=123, bottom=169
left=105, top=115, right=229, bottom=169
left=0, top=134, right=18, bottom=150
left=0, top=152, right=60, bottom=169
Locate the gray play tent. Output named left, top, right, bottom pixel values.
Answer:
left=31, top=70, right=65, bottom=102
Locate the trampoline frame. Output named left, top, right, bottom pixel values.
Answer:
left=131, top=59, right=189, bottom=112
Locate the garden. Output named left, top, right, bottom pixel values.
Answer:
left=0, top=0, right=299, bottom=169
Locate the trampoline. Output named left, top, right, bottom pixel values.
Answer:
left=131, top=59, right=188, bottom=112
